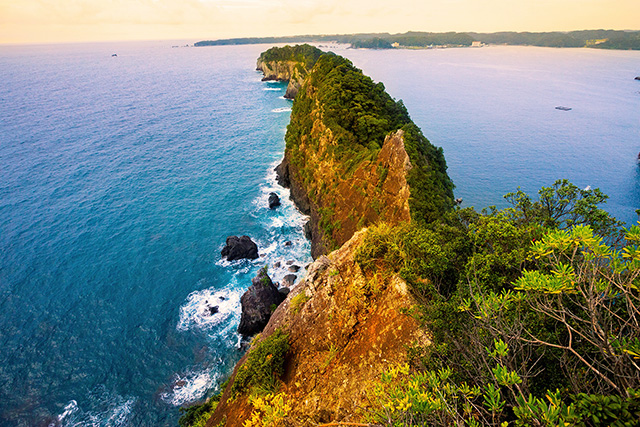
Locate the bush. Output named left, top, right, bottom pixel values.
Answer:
left=231, top=329, right=290, bottom=396
left=289, top=292, right=310, bottom=315
left=178, top=396, right=219, bottom=427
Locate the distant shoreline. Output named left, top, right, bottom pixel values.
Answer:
left=194, top=30, right=640, bottom=51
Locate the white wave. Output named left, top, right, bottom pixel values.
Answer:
left=57, top=400, right=78, bottom=423
left=101, top=399, right=135, bottom=426
left=177, top=286, right=242, bottom=332
left=161, top=368, right=218, bottom=406
left=262, top=87, right=281, bottom=91
left=57, top=394, right=135, bottom=427
left=271, top=107, right=292, bottom=113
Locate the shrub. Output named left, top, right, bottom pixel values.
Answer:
left=178, top=396, right=219, bottom=427
left=231, top=329, right=290, bottom=396
left=289, top=292, right=310, bottom=315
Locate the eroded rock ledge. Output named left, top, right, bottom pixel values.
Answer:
left=276, top=129, right=414, bottom=258
left=208, top=229, right=429, bottom=426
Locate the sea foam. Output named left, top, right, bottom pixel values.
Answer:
left=176, top=285, right=242, bottom=332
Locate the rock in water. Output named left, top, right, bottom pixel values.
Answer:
left=237, top=267, right=286, bottom=336
left=282, top=274, right=297, bottom=287
left=221, top=236, right=259, bottom=261
left=268, top=192, right=281, bottom=209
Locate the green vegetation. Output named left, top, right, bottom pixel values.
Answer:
left=196, top=30, right=640, bottom=50
left=285, top=50, right=454, bottom=240
left=351, top=37, right=393, bottom=49
left=178, top=395, right=220, bottom=427
left=257, top=44, right=323, bottom=70
left=356, top=179, right=640, bottom=425
left=289, top=292, right=310, bottom=314
left=243, top=393, right=292, bottom=427
left=231, top=329, right=290, bottom=396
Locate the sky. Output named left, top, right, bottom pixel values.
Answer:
left=0, top=0, right=638, bottom=45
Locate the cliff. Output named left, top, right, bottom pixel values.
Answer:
left=207, top=229, right=429, bottom=425
left=199, top=46, right=453, bottom=426
left=256, top=45, right=323, bottom=99
left=275, top=50, right=454, bottom=258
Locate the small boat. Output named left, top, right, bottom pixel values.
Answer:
left=111, top=53, right=117, bottom=57
left=555, top=106, right=572, bottom=111
left=635, top=76, right=640, bottom=81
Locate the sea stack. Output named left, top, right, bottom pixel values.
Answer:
left=237, top=267, right=285, bottom=336
left=220, top=235, right=259, bottom=261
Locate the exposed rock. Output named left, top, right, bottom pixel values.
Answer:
left=221, top=236, right=258, bottom=261
left=284, top=241, right=292, bottom=246
left=286, top=260, right=294, bottom=265
left=208, top=306, right=219, bottom=315
left=237, top=267, right=286, bottom=336
left=256, top=60, right=307, bottom=99
left=268, top=192, right=281, bottom=209
left=282, top=274, right=297, bottom=287
left=273, top=261, right=281, bottom=268
left=209, top=229, right=429, bottom=425
left=278, top=287, right=290, bottom=297
left=283, top=130, right=415, bottom=258
left=288, top=265, right=300, bottom=273
left=303, top=221, right=312, bottom=240
left=274, top=161, right=290, bottom=188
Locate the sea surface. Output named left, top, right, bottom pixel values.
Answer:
left=0, top=41, right=639, bottom=426
left=341, top=45, right=640, bottom=223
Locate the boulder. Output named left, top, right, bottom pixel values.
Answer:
left=237, top=267, right=286, bottom=336
left=221, top=236, right=259, bottom=261
left=282, top=274, right=297, bottom=287
left=288, top=265, right=301, bottom=273
left=268, top=192, right=281, bottom=209
left=279, top=287, right=291, bottom=297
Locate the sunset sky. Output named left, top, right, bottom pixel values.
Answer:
left=1, top=0, right=638, bottom=45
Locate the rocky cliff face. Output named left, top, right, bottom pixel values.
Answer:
left=207, top=229, right=429, bottom=426
left=267, top=50, right=453, bottom=259
left=201, top=47, right=453, bottom=426
left=277, top=128, right=414, bottom=258
left=256, top=59, right=307, bottom=99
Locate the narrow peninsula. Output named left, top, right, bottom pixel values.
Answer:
left=180, top=45, right=640, bottom=427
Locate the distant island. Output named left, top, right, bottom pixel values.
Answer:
left=195, top=29, right=640, bottom=50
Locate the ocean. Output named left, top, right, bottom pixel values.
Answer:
left=0, top=41, right=638, bottom=426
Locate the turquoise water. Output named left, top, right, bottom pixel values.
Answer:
left=0, top=42, right=310, bottom=426
left=0, top=42, right=639, bottom=426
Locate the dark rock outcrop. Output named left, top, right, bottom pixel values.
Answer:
left=274, top=161, right=290, bottom=187
left=237, top=268, right=286, bottom=336
left=268, top=192, right=281, bottom=209
left=278, top=287, right=290, bottom=297
left=282, top=274, right=297, bottom=287
left=221, top=236, right=258, bottom=261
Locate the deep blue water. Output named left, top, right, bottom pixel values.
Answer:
left=0, top=41, right=310, bottom=426
left=0, top=41, right=639, bottom=427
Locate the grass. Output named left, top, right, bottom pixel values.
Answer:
left=290, top=292, right=311, bottom=315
